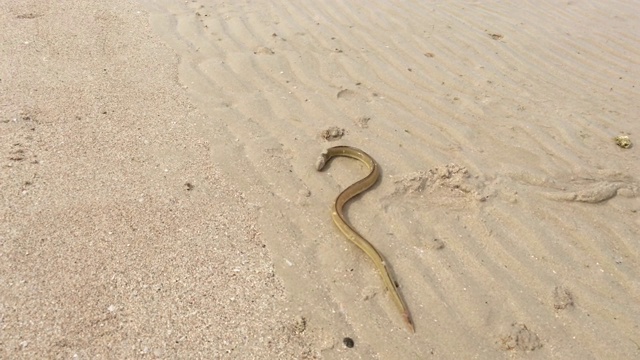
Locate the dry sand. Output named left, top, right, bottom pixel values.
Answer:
left=2, top=0, right=640, bottom=359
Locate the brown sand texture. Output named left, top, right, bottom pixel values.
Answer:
left=2, top=0, right=640, bottom=359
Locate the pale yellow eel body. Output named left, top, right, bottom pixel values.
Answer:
left=316, top=146, right=414, bottom=333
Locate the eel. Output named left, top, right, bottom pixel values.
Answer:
left=316, top=145, right=414, bottom=332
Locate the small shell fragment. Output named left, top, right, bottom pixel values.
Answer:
left=614, top=135, right=632, bottom=149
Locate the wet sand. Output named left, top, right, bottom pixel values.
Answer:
left=2, top=1, right=639, bottom=358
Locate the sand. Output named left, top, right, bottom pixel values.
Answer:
left=1, top=0, right=639, bottom=359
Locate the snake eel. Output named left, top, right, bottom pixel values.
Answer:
left=316, top=145, right=414, bottom=332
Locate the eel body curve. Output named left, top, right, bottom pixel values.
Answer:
left=316, top=145, right=414, bottom=332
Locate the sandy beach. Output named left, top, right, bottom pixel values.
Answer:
left=2, top=0, right=639, bottom=358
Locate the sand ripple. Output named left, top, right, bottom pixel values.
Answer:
left=144, top=1, right=640, bottom=358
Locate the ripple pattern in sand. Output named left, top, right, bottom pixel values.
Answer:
left=143, top=1, right=640, bottom=358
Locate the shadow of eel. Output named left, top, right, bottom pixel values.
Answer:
left=316, top=145, right=414, bottom=333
